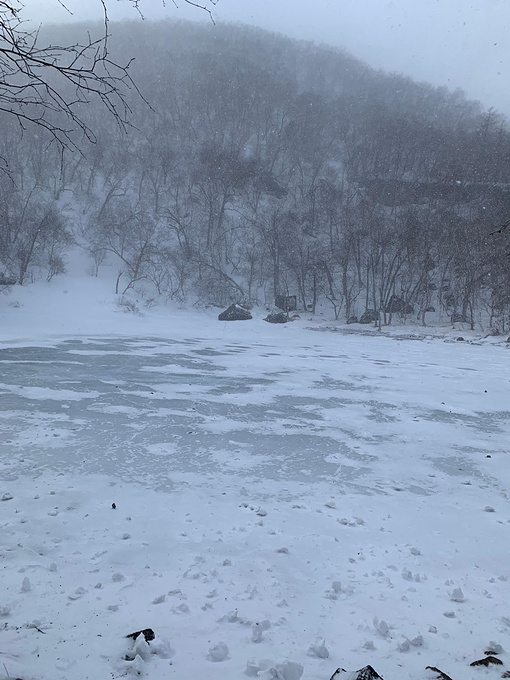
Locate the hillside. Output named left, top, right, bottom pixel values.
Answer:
left=1, top=20, right=509, bottom=330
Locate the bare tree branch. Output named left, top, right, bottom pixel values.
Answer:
left=0, top=0, right=219, bottom=151
left=178, top=0, right=219, bottom=23
left=490, top=218, right=510, bottom=236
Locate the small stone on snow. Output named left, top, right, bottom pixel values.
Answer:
left=208, top=641, right=229, bottom=662
left=373, top=618, right=389, bottom=637
left=307, top=638, right=329, bottom=658
left=450, top=587, right=465, bottom=602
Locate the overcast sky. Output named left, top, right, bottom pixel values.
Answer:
left=26, top=0, right=510, bottom=117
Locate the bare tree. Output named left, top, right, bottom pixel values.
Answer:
left=0, top=0, right=219, bottom=149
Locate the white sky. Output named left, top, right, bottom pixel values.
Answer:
left=25, top=0, right=510, bottom=117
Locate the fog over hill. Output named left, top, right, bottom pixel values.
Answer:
left=28, top=0, right=510, bottom=118
left=1, top=20, right=509, bottom=330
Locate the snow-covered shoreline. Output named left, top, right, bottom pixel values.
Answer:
left=1, top=274, right=509, bottom=346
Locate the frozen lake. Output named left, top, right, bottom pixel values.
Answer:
left=1, top=335, right=508, bottom=492
left=1, top=330, right=509, bottom=680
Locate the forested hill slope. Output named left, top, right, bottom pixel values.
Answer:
left=1, top=20, right=509, bottom=330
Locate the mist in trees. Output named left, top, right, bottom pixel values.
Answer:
left=1, top=20, right=510, bottom=330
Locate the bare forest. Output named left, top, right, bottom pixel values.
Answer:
left=1, top=20, right=509, bottom=330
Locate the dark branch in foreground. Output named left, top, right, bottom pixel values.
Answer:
left=0, top=0, right=219, bottom=150
left=490, top=218, right=510, bottom=236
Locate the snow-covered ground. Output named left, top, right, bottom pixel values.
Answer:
left=1, top=277, right=510, bottom=680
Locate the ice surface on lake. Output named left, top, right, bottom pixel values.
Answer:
left=1, top=336, right=508, bottom=493
left=1, top=332, right=510, bottom=680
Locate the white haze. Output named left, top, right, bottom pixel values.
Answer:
left=25, top=0, right=510, bottom=118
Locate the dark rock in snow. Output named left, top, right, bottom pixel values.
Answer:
left=218, top=304, right=252, bottom=321
left=0, top=274, right=16, bottom=286
left=456, top=337, right=464, bottom=342
left=359, top=309, right=379, bottom=324
left=126, top=628, right=155, bottom=643
left=346, top=316, right=358, bottom=324
left=330, top=665, right=384, bottom=680
left=264, top=311, right=288, bottom=324
left=470, top=656, right=502, bottom=667
left=426, top=666, right=455, bottom=680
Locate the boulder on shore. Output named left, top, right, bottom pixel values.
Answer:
left=264, top=311, right=288, bottom=324
left=218, top=304, right=252, bottom=321
left=359, top=309, right=379, bottom=324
